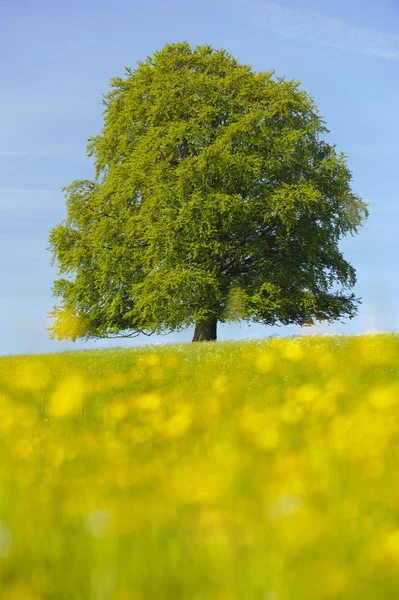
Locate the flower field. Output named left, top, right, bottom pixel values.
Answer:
left=1, top=333, right=399, bottom=599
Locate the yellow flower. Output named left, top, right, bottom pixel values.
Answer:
left=144, top=353, right=160, bottom=367
left=263, top=384, right=280, bottom=403
left=382, top=529, right=399, bottom=564
left=109, top=401, right=129, bottom=421
left=326, top=376, right=348, bottom=399
left=368, top=384, right=398, bottom=410
left=134, top=392, right=162, bottom=411
left=281, top=341, right=304, bottom=362
left=10, top=360, right=51, bottom=393
left=237, top=405, right=280, bottom=450
left=48, top=375, right=85, bottom=418
left=212, top=375, right=229, bottom=394
left=281, top=402, right=303, bottom=424
left=259, top=427, right=280, bottom=450
left=314, top=349, right=337, bottom=372
left=255, top=351, right=275, bottom=373
left=351, top=334, right=395, bottom=367
left=95, top=372, right=127, bottom=393
left=270, top=504, right=326, bottom=552
left=295, top=384, right=320, bottom=404
left=164, top=355, right=180, bottom=368
left=15, top=439, right=33, bottom=459
left=240, top=348, right=254, bottom=363
left=150, top=366, right=164, bottom=381
left=84, top=510, right=112, bottom=537
left=163, top=406, right=192, bottom=439
left=3, top=584, right=38, bottom=600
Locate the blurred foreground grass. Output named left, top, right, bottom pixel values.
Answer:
left=1, top=333, right=399, bottom=598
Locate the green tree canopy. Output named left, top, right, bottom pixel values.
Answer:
left=47, top=41, right=368, bottom=343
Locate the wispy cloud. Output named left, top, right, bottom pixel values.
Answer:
left=0, top=152, right=54, bottom=156
left=224, top=0, right=399, bottom=60
left=348, top=143, right=399, bottom=155
left=355, top=222, right=399, bottom=243
left=33, top=39, right=95, bottom=49
left=0, top=189, right=56, bottom=194
left=366, top=200, right=399, bottom=216
left=0, top=190, right=60, bottom=212
left=0, top=144, right=77, bottom=157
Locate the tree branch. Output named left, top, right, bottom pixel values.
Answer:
left=105, top=327, right=175, bottom=339
left=99, top=212, right=117, bottom=220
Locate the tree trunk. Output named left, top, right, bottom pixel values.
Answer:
left=192, top=317, right=217, bottom=342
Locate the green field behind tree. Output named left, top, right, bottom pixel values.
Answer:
left=1, top=333, right=399, bottom=599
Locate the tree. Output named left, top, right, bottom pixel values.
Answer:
left=47, top=41, right=368, bottom=343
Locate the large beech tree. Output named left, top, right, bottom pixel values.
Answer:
left=47, top=41, right=368, bottom=343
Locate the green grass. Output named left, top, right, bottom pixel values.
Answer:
left=1, top=333, right=399, bottom=599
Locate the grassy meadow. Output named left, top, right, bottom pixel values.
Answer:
left=1, top=333, right=399, bottom=599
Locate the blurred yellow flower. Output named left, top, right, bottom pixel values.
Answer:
left=200, top=395, right=220, bottom=422
left=10, top=360, right=51, bottom=393
left=144, top=353, right=160, bottom=367
left=295, top=384, right=320, bottom=404
left=164, top=355, right=180, bottom=368
left=326, top=376, right=348, bottom=399
left=15, top=439, right=33, bottom=459
left=0, top=521, right=11, bottom=558
left=383, top=529, right=399, bottom=564
left=238, top=405, right=280, bottom=450
left=51, top=446, right=65, bottom=467
left=281, top=342, right=304, bottom=362
left=270, top=504, right=326, bottom=552
left=163, top=406, right=192, bottom=439
left=109, top=401, right=129, bottom=421
left=281, top=402, right=303, bottom=424
left=240, top=348, right=254, bottom=363
left=150, top=366, right=164, bottom=381
left=255, top=351, right=275, bottom=373
left=170, top=464, right=223, bottom=503
left=212, top=375, right=229, bottom=394
left=263, top=384, right=280, bottom=403
left=94, top=372, right=127, bottom=393
left=368, top=384, right=398, bottom=410
left=48, top=375, right=85, bottom=418
left=84, top=510, right=112, bottom=538
left=314, top=349, right=337, bottom=372
left=1, top=333, right=399, bottom=597
left=3, top=584, right=38, bottom=600
left=351, top=335, right=396, bottom=367
left=114, top=590, right=141, bottom=600
left=134, top=392, right=162, bottom=411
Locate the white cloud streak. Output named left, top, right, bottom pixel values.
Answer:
left=0, top=189, right=56, bottom=194
left=366, top=201, right=399, bottom=216
left=0, top=144, right=77, bottom=157
left=224, top=0, right=399, bottom=60
left=355, top=222, right=399, bottom=243
left=348, top=143, right=399, bottom=155
left=0, top=152, right=52, bottom=156
left=32, top=39, right=95, bottom=49
left=0, top=190, right=60, bottom=212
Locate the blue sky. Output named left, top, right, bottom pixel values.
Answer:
left=0, top=0, right=398, bottom=356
